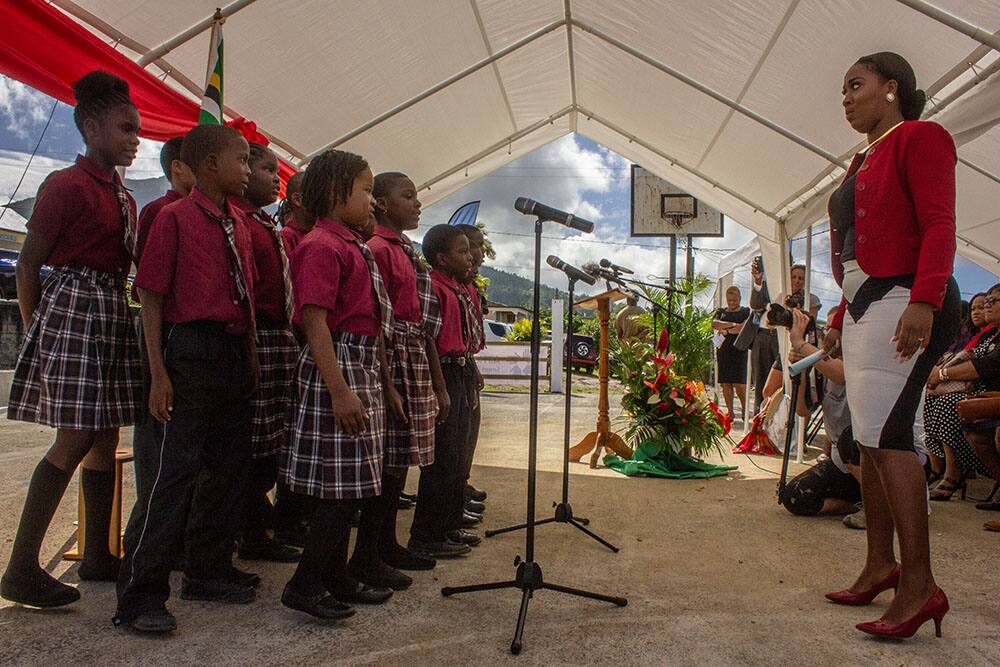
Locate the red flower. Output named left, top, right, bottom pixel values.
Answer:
left=225, top=117, right=270, bottom=146
left=657, top=330, right=670, bottom=354
left=681, top=418, right=688, bottom=425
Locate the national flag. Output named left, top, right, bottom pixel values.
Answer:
left=198, top=14, right=224, bottom=125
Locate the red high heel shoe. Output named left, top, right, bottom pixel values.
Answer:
left=825, top=564, right=900, bottom=606
left=856, top=587, right=949, bottom=639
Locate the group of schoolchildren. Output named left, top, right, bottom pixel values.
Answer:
left=0, top=71, right=492, bottom=634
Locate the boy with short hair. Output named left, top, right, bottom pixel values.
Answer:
left=115, top=124, right=257, bottom=634
left=408, top=224, right=475, bottom=558
left=135, top=136, right=196, bottom=263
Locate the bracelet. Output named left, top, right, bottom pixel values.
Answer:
left=939, top=367, right=950, bottom=382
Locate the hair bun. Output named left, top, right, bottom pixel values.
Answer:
left=902, top=88, right=927, bottom=120
left=72, top=71, right=130, bottom=105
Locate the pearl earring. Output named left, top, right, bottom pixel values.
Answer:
left=886, top=93, right=895, bottom=103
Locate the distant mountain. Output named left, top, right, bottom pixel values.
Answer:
left=479, top=264, right=575, bottom=310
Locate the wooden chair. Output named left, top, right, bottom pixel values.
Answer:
left=63, top=447, right=134, bottom=560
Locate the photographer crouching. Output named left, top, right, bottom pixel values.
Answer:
left=780, top=307, right=863, bottom=521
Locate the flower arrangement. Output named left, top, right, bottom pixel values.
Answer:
left=613, top=330, right=732, bottom=458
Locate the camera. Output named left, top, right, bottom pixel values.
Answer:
left=767, top=301, right=815, bottom=333
left=783, top=292, right=805, bottom=311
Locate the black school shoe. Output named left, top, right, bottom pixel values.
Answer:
left=226, top=564, right=261, bottom=589
left=328, top=578, right=393, bottom=605
left=238, top=538, right=301, bottom=563
left=281, top=583, right=355, bottom=621
left=460, top=511, right=482, bottom=527
left=180, top=576, right=256, bottom=604
left=397, top=494, right=416, bottom=510
left=381, top=543, right=437, bottom=571
left=466, top=484, right=487, bottom=502
left=407, top=538, right=471, bottom=558
left=78, top=556, right=122, bottom=582
left=273, top=523, right=309, bottom=549
left=1, top=566, right=80, bottom=608
left=445, top=529, right=482, bottom=547
left=348, top=558, right=412, bottom=591
left=465, top=499, right=486, bottom=514
left=124, top=609, right=177, bottom=634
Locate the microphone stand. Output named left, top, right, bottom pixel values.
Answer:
left=441, top=218, right=627, bottom=655
left=776, top=372, right=803, bottom=504
left=484, top=271, right=619, bottom=552
left=615, top=275, right=687, bottom=355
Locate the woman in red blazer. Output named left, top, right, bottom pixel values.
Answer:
left=822, top=52, right=960, bottom=640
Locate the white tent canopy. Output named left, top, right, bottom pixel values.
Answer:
left=50, top=0, right=1000, bottom=278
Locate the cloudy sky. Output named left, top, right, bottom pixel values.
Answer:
left=2, top=73, right=997, bottom=305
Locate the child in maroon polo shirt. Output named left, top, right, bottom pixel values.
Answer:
left=134, top=136, right=195, bottom=263
left=229, top=133, right=301, bottom=564
left=3, top=71, right=142, bottom=609
left=456, top=224, right=488, bottom=526
left=351, top=172, right=449, bottom=588
left=408, top=225, right=476, bottom=558
left=277, top=172, right=311, bottom=255
left=115, top=124, right=257, bottom=634
left=279, top=150, right=395, bottom=621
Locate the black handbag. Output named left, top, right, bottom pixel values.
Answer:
left=734, top=310, right=762, bottom=352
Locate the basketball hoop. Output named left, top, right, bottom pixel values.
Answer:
left=630, top=165, right=723, bottom=238
left=662, top=212, right=694, bottom=231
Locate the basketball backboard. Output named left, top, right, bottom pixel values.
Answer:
left=630, top=165, right=724, bottom=238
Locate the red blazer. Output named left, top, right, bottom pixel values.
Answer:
left=829, top=120, right=956, bottom=330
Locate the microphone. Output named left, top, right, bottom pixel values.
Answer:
left=547, top=255, right=597, bottom=285
left=583, top=263, right=632, bottom=290
left=514, top=197, right=595, bottom=233
left=599, top=258, right=634, bottom=275
left=788, top=349, right=829, bottom=376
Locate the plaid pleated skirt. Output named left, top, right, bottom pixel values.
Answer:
left=250, top=322, right=298, bottom=459
left=8, top=266, right=142, bottom=430
left=385, top=320, right=437, bottom=468
left=280, top=333, right=385, bottom=500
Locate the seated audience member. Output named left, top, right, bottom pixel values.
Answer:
left=923, top=283, right=1000, bottom=500
left=944, top=293, right=986, bottom=354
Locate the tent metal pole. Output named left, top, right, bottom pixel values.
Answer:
left=564, top=0, right=579, bottom=133
left=570, top=19, right=847, bottom=168
left=960, top=157, right=1000, bottom=186
left=895, top=0, right=1000, bottom=53
left=416, top=106, right=574, bottom=192
left=136, top=0, right=259, bottom=67
left=576, top=106, right=781, bottom=234
left=302, top=18, right=568, bottom=163
left=798, top=225, right=812, bottom=465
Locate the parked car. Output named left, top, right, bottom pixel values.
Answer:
left=482, top=318, right=512, bottom=342
left=564, top=333, right=597, bottom=373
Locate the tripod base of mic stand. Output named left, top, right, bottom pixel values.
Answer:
left=484, top=502, right=620, bottom=553
left=442, top=559, right=628, bottom=655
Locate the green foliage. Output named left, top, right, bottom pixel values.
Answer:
left=505, top=317, right=538, bottom=342
left=633, top=276, right=715, bottom=382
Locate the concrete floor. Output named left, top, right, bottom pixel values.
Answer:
left=1, top=391, right=999, bottom=666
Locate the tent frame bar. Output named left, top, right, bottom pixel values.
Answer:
left=564, top=0, right=579, bottom=133
left=576, top=105, right=781, bottom=237
left=302, top=17, right=568, bottom=163
left=895, top=0, right=1000, bottom=53
left=416, top=106, right=575, bottom=192
left=570, top=18, right=848, bottom=169
left=136, top=0, right=259, bottom=67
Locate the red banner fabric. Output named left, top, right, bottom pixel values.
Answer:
left=0, top=0, right=298, bottom=187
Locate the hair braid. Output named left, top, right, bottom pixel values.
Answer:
left=301, top=150, right=368, bottom=222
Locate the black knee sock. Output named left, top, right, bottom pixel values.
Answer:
left=290, top=502, right=352, bottom=596
left=351, top=492, right=387, bottom=567
left=6, top=459, right=73, bottom=574
left=379, top=474, right=404, bottom=554
left=81, top=468, right=116, bottom=565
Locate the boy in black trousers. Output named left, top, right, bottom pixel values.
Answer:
left=115, top=124, right=257, bottom=634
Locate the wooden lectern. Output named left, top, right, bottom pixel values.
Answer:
left=568, top=288, right=635, bottom=467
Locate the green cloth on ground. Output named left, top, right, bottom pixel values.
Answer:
left=604, top=440, right=737, bottom=479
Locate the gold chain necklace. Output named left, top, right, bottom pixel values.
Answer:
left=861, top=120, right=905, bottom=154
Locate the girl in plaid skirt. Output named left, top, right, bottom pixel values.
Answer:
left=2, top=72, right=142, bottom=608
left=279, top=150, right=396, bottom=620
left=230, top=131, right=300, bottom=564
left=351, top=172, right=450, bottom=588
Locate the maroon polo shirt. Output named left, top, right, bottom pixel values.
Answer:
left=292, top=217, right=378, bottom=337
left=233, top=199, right=287, bottom=324
left=368, top=225, right=420, bottom=324
left=27, top=154, right=135, bottom=275
left=430, top=269, right=470, bottom=356
left=279, top=217, right=310, bottom=256
left=135, top=189, right=183, bottom=264
left=135, top=188, right=256, bottom=335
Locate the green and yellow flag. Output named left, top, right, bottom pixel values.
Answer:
left=198, top=12, right=224, bottom=125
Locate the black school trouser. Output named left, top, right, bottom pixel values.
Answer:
left=241, top=455, right=277, bottom=545
left=751, top=329, right=779, bottom=413
left=115, top=321, right=253, bottom=623
left=410, top=362, right=472, bottom=543
left=448, top=396, right=481, bottom=529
